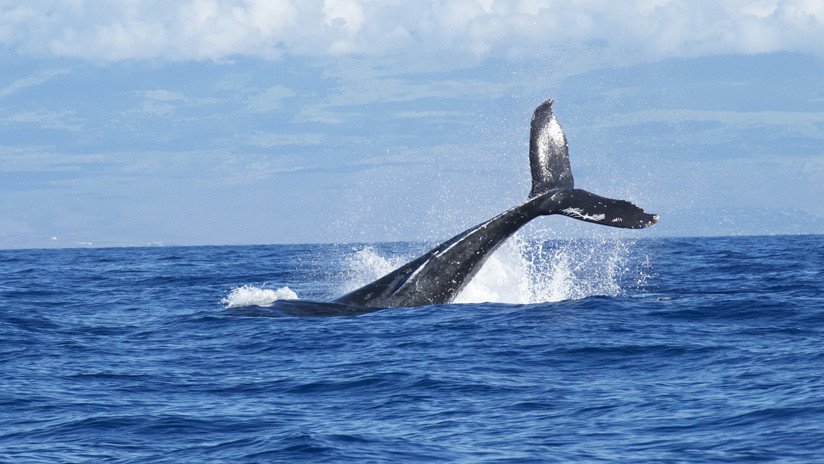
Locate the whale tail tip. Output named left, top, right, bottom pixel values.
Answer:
left=546, top=188, right=659, bottom=229
left=528, top=98, right=573, bottom=198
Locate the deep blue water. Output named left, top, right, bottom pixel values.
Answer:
left=2, top=235, right=823, bottom=463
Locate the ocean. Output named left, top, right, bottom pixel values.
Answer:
left=1, top=234, right=823, bottom=462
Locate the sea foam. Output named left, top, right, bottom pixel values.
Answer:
left=222, top=285, right=298, bottom=308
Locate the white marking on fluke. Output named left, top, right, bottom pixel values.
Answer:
left=562, top=207, right=605, bottom=222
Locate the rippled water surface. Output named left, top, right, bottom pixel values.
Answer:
left=2, top=235, right=823, bottom=462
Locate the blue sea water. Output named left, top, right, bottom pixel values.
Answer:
left=1, top=235, right=823, bottom=463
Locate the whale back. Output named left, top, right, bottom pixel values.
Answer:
left=529, top=99, right=574, bottom=198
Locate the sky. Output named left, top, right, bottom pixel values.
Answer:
left=1, top=0, right=824, bottom=249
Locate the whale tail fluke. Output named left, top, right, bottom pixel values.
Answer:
left=550, top=188, right=658, bottom=229
left=529, top=99, right=574, bottom=198
left=528, top=99, right=658, bottom=229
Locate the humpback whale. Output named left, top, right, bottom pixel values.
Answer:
left=334, top=99, right=658, bottom=309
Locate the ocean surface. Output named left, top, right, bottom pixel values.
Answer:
left=1, top=234, right=823, bottom=463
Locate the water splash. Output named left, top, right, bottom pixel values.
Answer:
left=454, top=237, right=532, bottom=304
left=525, top=237, right=632, bottom=303
left=226, top=237, right=645, bottom=308
left=341, top=234, right=644, bottom=305
left=338, top=246, right=409, bottom=293
left=222, top=285, right=298, bottom=308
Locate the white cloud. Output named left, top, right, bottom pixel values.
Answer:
left=3, top=110, right=81, bottom=131
left=247, top=84, right=295, bottom=113
left=1, top=1, right=823, bottom=64
left=0, top=68, right=70, bottom=97
left=293, top=105, right=345, bottom=124
left=247, top=131, right=324, bottom=147
left=598, top=109, right=824, bottom=140
left=139, top=89, right=187, bottom=102
left=132, top=89, right=189, bottom=116
left=392, top=110, right=465, bottom=120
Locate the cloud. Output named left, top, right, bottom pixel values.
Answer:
left=131, top=88, right=224, bottom=117
left=597, top=109, right=824, bottom=142
left=2, top=1, right=824, bottom=65
left=392, top=110, right=465, bottom=120
left=293, top=105, right=345, bottom=124
left=132, top=89, right=188, bottom=117
left=3, top=110, right=81, bottom=131
left=0, top=68, right=70, bottom=97
left=247, top=84, right=295, bottom=113
left=139, top=89, right=187, bottom=102
left=601, top=107, right=824, bottom=128
left=246, top=131, right=324, bottom=147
